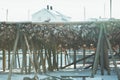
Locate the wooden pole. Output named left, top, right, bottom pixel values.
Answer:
left=65, top=51, right=67, bottom=65
left=7, top=26, right=20, bottom=80
left=3, top=49, right=6, bottom=71
left=60, top=46, right=62, bottom=69
left=17, top=50, right=20, bottom=69
left=20, top=31, right=26, bottom=74
left=100, top=31, right=104, bottom=75
left=56, top=50, right=59, bottom=71
left=33, top=50, right=39, bottom=73
left=8, top=48, right=11, bottom=69
left=40, top=48, right=46, bottom=73
left=104, top=41, right=110, bottom=75
left=83, top=45, right=86, bottom=66
left=24, top=34, right=38, bottom=76
left=24, top=49, right=27, bottom=74
left=47, top=48, right=52, bottom=71
left=28, top=52, right=31, bottom=74
left=91, top=25, right=103, bottom=77
left=21, top=41, right=27, bottom=74
left=36, top=50, right=41, bottom=73
left=52, top=48, right=57, bottom=70
left=74, top=50, right=76, bottom=69
left=13, top=52, right=17, bottom=69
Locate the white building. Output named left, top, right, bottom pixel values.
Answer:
left=32, top=6, right=71, bottom=22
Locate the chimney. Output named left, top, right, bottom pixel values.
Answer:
left=47, top=5, right=49, bottom=10
left=50, top=6, right=53, bottom=10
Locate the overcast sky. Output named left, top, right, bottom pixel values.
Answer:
left=0, top=0, right=120, bottom=21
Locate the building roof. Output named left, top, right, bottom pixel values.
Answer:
left=32, top=8, right=71, bottom=22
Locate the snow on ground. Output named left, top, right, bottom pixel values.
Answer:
left=0, top=67, right=118, bottom=80
left=0, top=52, right=119, bottom=80
left=44, top=68, right=118, bottom=80
left=0, top=73, right=48, bottom=80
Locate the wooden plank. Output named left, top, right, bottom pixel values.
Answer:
left=61, top=76, right=90, bottom=77
left=61, top=76, right=90, bottom=80
left=61, top=53, right=95, bottom=69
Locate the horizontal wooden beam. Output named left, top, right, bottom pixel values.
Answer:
left=0, top=20, right=120, bottom=25
left=61, top=76, right=90, bottom=77
left=61, top=53, right=95, bottom=69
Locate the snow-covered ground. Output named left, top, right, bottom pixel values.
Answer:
left=45, top=68, right=118, bottom=80
left=0, top=68, right=118, bottom=80
left=0, top=51, right=119, bottom=80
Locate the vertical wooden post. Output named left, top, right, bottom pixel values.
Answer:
left=28, top=52, right=31, bottom=74
left=33, top=50, right=39, bottom=73
left=43, top=57, right=46, bottom=73
left=60, top=46, right=62, bottom=69
left=83, top=45, right=86, bottom=66
left=17, top=50, right=20, bottom=68
left=8, top=48, right=10, bottom=69
left=52, top=48, right=57, bottom=70
left=104, top=41, right=110, bottom=75
left=24, top=49, right=27, bottom=74
left=13, top=52, right=17, bottom=69
left=74, top=49, right=76, bottom=69
left=66, top=49, right=70, bottom=64
left=37, top=50, right=41, bottom=73
left=21, top=44, right=27, bottom=74
left=119, top=44, right=120, bottom=60
left=3, top=49, right=6, bottom=71
left=43, top=48, right=47, bottom=73
left=47, top=48, right=52, bottom=71
left=65, top=51, right=67, bottom=65
left=56, top=50, right=59, bottom=71
left=40, top=48, right=45, bottom=73
left=69, top=49, right=71, bottom=63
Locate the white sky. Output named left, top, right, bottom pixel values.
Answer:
left=0, top=0, right=120, bottom=21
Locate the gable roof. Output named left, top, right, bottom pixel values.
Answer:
left=32, top=8, right=71, bottom=22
